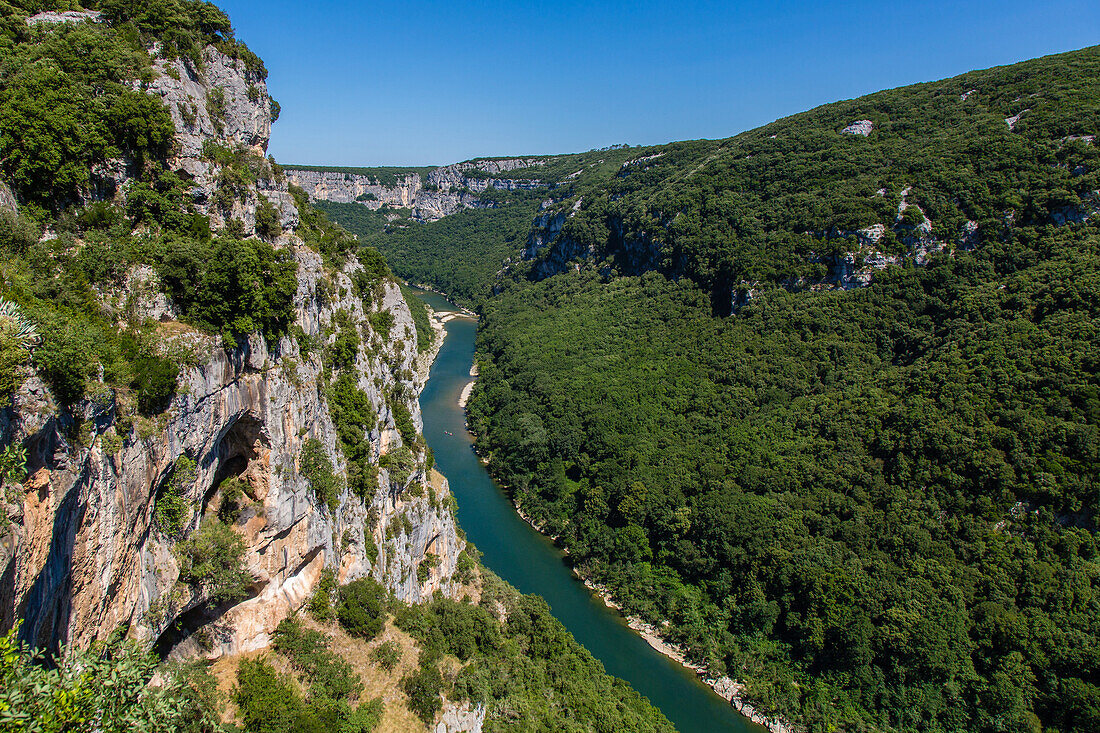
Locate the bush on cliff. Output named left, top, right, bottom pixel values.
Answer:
left=175, top=515, right=251, bottom=604
left=157, top=235, right=297, bottom=346
left=336, top=578, right=386, bottom=640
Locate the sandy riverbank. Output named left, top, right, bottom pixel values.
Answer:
left=458, top=380, right=475, bottom=408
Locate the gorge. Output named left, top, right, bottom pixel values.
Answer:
left=2, top=3, right=1100, bottom=732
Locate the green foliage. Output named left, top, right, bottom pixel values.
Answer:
left=309, top=568, right=338, bottom=622
left=371, top=640, right=401, bottom=671
left=337, top=578, right=386, bottom=641
left=366, top=308, right=394, bottom=340
left=32, top=310, right=96, bottom=404
left=382, top=46, right=1100, bottom=732
left=155, top=455, right=195, bottom=537
left=0, top=623, right=206, bottom=732
left=0, top=441, right=27, bottom=486
left=328, top=309, right=360, bottom=369
left=215, top=476, right=248, bottom=523
left=234, top=644, right=382, bottom=733
left=120, top=332, right=179, bottom=415
left=454, top=550, right=476, bottom=585
left=0, top=297, right=37, bottom=396
left=288, top=185, right=360, bottom=267
left=326, top=372, right=376, bottom=498
left=398, top=283, right=433, bottom=353
left=272, top=616, right=363, bottom=702
left=255, top=195, right=281, bottom=240
left=175, top=515, right=250, bottom=603
left=387, top=392, right=417, bottom=448
left=299, top=437, right=340, bottom=511
left=0, top=32, right=170, bottom=214
left=234, top=657, right=318, bottom=733
left=205, top=87, right=226, bottom=132
left=379, top=445, right=415, bottom=488
left=329, top=192, right=543, bottom=308
left=388, top=572, right=674, bottom=732
left=400, top=654, right=443, bottom=724
left=157, top=235, right=297, bottom=344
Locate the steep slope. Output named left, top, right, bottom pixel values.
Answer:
left=368, top=47, right=1100, bottom=732
left=0, top=0, right=461, bottom=660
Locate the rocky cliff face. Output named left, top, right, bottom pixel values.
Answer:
left=521, top=181, right=974, bottom=307
left=285, top=158, right=548, bottom=223
left=142, top=46, right=299, bottom=235
left=0, top=42, right=462, bottom=659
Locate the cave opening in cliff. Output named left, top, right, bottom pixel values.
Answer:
left=202, top=413, right=269, bottom=518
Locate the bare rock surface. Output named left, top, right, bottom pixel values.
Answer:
left=840, top=119, right=873, bottom=136
left=26, top=10, right=103, bottom=25
left=285, top=158, right=548, bottom=223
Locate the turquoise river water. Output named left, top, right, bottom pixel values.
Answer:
left=413, top=289, right=762, bottom=733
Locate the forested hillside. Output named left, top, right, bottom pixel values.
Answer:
left=371, top=47, right=1100, bottom=731
left=317, top=191, right=542, bottom=308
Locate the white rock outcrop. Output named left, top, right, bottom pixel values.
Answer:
left=26, top=10, right=104, bottom=25
left=285, top=158, right=547, bottom=223
left=840, top=119, right=874, bottom=136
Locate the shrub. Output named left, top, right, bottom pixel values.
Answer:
left=379, top=445, right=416, bottom=488
left=255, top=196, right=281, bottom=240
left=216, top=476, right=248, bottom=523
left=400, top=656, right=443, bottom=724
left=371, top=640, right=401, bottom=671
left=155, top=456, right=196, bottom=537
left=417, top=554, right=439, bottom=583
left=157, top=235, right=298, bottom=344
left=33, top=313, right=96, bottom=404
left=234, top=657, right=317, bottom=733
left=454, top=550, right=476, bottom=585
left=175, top=516, right=250, bottom=603
left=299, top=438, right=339, bottom=511
left=387, top=395, right=418, bottom=448
left=367, top=309, right=394, bottom=340
left=0, top=319, right=31, bottom=397
left=272, top=616, right=362, bottom=702
left=328, top=311, right=360, bottom=369
left=133, top=354, right=179, bottom=415
left=0, top=624, right=200, bottom=732
left=205, top=88, right=227, bottom=132
left=309, top=568, right=338, bottom=622
left=337, top=578, right=386, bottom=640
left=326, top=372, right=376, bottom=498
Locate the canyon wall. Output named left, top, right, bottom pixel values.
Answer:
left=0, top=40, right=462, bottom=660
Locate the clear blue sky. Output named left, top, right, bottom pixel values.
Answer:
left=215, top=0, right=1100, bottom=166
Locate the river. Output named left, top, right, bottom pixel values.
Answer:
left=412, top=289, right=763, bottom=733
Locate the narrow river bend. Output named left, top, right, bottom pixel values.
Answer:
left=413, top=289, right=763, bottom=733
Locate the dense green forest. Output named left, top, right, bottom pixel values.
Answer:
left=318, top=191, right=544, bottom=308
left=358, top=47, right=1100, bottom=732
left=318, top=146, right=651, bottom=307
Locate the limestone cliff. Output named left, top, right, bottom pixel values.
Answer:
left=0, top=40, right=463, bottom=659
left=284, top=157, right=549, bottom=223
